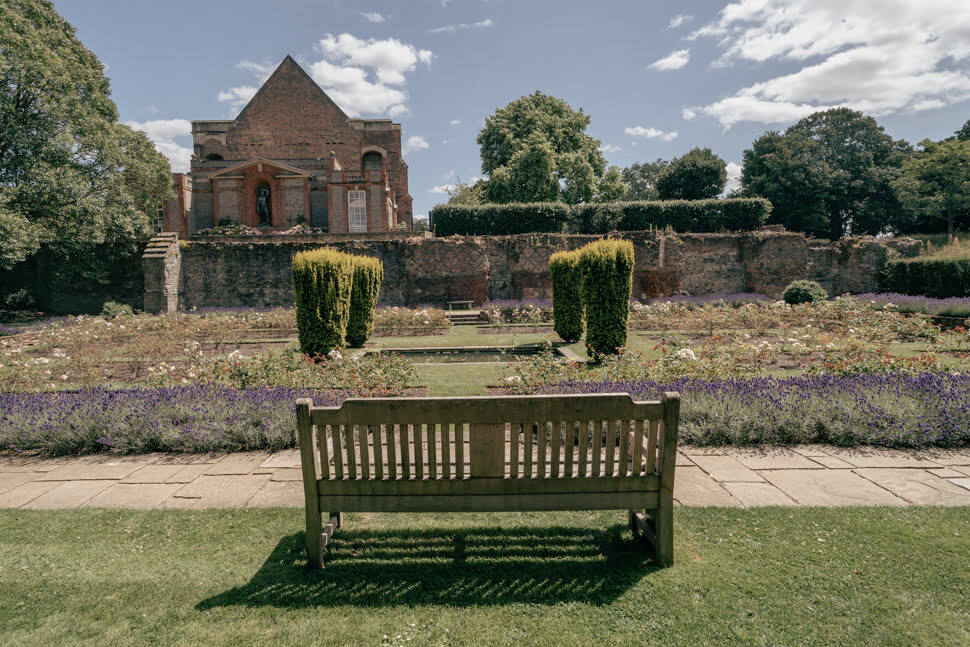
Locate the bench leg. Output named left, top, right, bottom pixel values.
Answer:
left=654, top=493, right=674, bottom=567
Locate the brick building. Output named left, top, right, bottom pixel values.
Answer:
left=161, top=55, right=413, bottom=235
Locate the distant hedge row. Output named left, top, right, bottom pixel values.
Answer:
left=430, top=198, right=772, bottom=236
left=883, top=257, right=970, bottom=298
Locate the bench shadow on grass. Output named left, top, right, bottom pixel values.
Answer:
left=198, top=524, right=656, bottom=608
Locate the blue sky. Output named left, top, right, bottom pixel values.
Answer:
left=55, top=0, right=970, bottom=220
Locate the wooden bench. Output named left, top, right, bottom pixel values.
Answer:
left=296, top=392, right=680, bottom=568
left=445, top=300, right=474, bottom=310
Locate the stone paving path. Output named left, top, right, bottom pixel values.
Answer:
left=2, top=445, right=970, bottom=510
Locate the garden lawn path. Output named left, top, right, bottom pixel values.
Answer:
left=2, top=445, right=970, bottom=509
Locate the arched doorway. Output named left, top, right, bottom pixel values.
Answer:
left=254, top=182, right=271, bottom=226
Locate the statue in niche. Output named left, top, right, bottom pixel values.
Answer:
left=255, top=185, right=271, bottom=226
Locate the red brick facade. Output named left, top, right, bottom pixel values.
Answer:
left=162, top=56, right=413, bottom=235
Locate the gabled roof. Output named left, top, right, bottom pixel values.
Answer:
left=210, top=158, right=313, bottom=178
left=235, top=55, right=351, bottom=123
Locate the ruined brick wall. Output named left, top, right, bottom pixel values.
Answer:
left=169, top=230, right=921, bottom=310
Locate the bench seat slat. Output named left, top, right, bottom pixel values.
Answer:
left=319, top=474, right=659, bottom=495
left=427, top=423, right=437, bottom=479
left=320, top=491, right=660, bottom=513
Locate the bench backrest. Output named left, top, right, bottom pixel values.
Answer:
left=297, top=392, right=679, bottom=481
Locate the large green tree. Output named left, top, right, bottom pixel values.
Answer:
left=477, top=91, right=625, bottom=204
left=741, top=108, right=910, bottom=239
left=892, top=139, right=970, bottom=236
left=656, top=148, right=727, bottom=200
left=621, top=158, right=669, bottom=201
left=0, top=0, right=171, bottom=276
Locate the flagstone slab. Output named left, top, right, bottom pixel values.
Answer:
left=918, top=449, right=970, bottom=466
left=38, top=457, right=156, bottom=481
left=0, top=472, right=37, bottom=494
left=0, top=480, right=59, bottom=507
left=25, top=480, right=116, bottom=509
left=153, top=453, right=221, bottom=465
left=855, top=469, right=970, bottom=506
left=204, top=452, right=272, bottom=475
left=673, top=467, right=740, bottom=507
left=952, top=478, right=970, bottom=491
left=87, top=483, right=184, bottom=508
left=721, top=482, right=797, bottom=507
left=121, top=464, right=187, bottom=484
left=689, top=455, right=764, bottom=482
left=267, top=468, right=303, bottom=482
left=247, top=480, right=303, bottom=507
left=675, top=452, right=694, bottom=466
left=680, top=446, right=725, bottom=456
left=949, top=465, right=970, bottom=477
left=258, top=449, right=301, bottom=469
left=173, top=474, right=271, bottom=508
left=0, top=456, right=73, bottom=473
left=165, top=464, right=211, bottom=484
left=805, top=455, right=855, bottom=469
left=724, top=448, right=820, bottom=470
left=927, top=467, right=965, bottom=478
left=819, top=448, right=941, bottom=469
left=761, top=470, right=905, bottom=506
left=791, top=445, right=832, bottom=457
left=157, top=495, right=202, bottom=509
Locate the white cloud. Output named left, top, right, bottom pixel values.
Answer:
left=682, top=107, right=697, bottom=120
left=649, top=49, right=690, bottom=71
left=429, top=184, right=454, bottom=194
left=360, top=11, right=386, bottom=23
left=403, top=135, right=430, bottom=153
left=145, top=104, right=159, bottom=114
left=217, top=86, right=259, bottom=111
left=126, top=119, right=192, bottom=173
left=429, top=19, right=494, bottom=34
left=625, top=126, right=678, bottom=142
left=219, top=35, right=432, bottom=117
left=449, top=119, right=461, bottom=125
left=692, top=0, right=970, bottom=128
left=443, top=169, right=456, bottom=180
left=724, top=162, right=742, bottom=195
left=599, top=144, right=622, bottom=153
left=667, top=14, right=692, bottom=29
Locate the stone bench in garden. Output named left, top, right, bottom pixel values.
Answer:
left=296, top=392, right=680, bottom=568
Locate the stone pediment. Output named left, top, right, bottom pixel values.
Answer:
left=234, top=55, right=350, bottom=125
left=209, top=158, right=313, bottom=178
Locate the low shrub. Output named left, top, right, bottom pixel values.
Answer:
left=549, top=250, right=584, bottom=341
left=292, top=248, right=355, bottom=355
left=783, top=280, right=828, bottom=305
left=2, top=288, right=35, bottom=311
left=346, top=256, right=383, bottom=348
left=480, top=300, right=553, bottom=325
left=884, top=257, right=970, bottom=298
left=372, top=306, right=451, bottom=336
left=101, top=301, right=134, bottom=318
left=430, top=198, right=772, bottom=236
left=579, top=239, right=634, bottom=357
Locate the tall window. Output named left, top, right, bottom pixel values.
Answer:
left=348, top=190, right=367, bottom=232
left=155, top=207, right=165, bottom=233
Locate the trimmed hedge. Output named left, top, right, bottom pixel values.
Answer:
left=549, top=249, right=585, bottom=342
left=782, top=280, right=828, bottom=305
left=884, top=258, right=970, bottom=298
left=579, top=239, right=634, bottom=358
left=292, top=248, right=355, bottom=355
left=346, top=256, right=384, bottom=348
left=431, top=198, right=771, bottom=236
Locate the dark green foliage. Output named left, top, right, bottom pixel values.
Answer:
left=476, top=91, right=624, bottom=204
left=431, top=199, right=770, bottom=236
left=579, top=239, right=634, bottom=357
left=292, top=248, right=355, bottom=356
left=884, top=258, right=970, bottom=298
left=2, top=288, right=34, bottom=311
left=741, top=108, right=910, bottom=239
left=346, top=256, right=384, bottom=348
left=0, top=0, right=172, bottom=277
left=782, top=280, right=829, bottom=305
left=549, top=250, right=584, bottom=342
left=621, top=159, right=669, bottom=201
left=656, top=148, right=727, bottom=200
left=101, top=301, right=133, bottom=318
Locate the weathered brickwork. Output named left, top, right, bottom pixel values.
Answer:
left=161, top=56, right=413, bottom=235
left=165, top=229, right=921, bottom=310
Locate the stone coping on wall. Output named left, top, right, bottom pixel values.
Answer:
left=184, top=231, right=431, bottom=244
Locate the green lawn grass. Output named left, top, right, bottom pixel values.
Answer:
left=0, top=507, right=967, bottom=646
